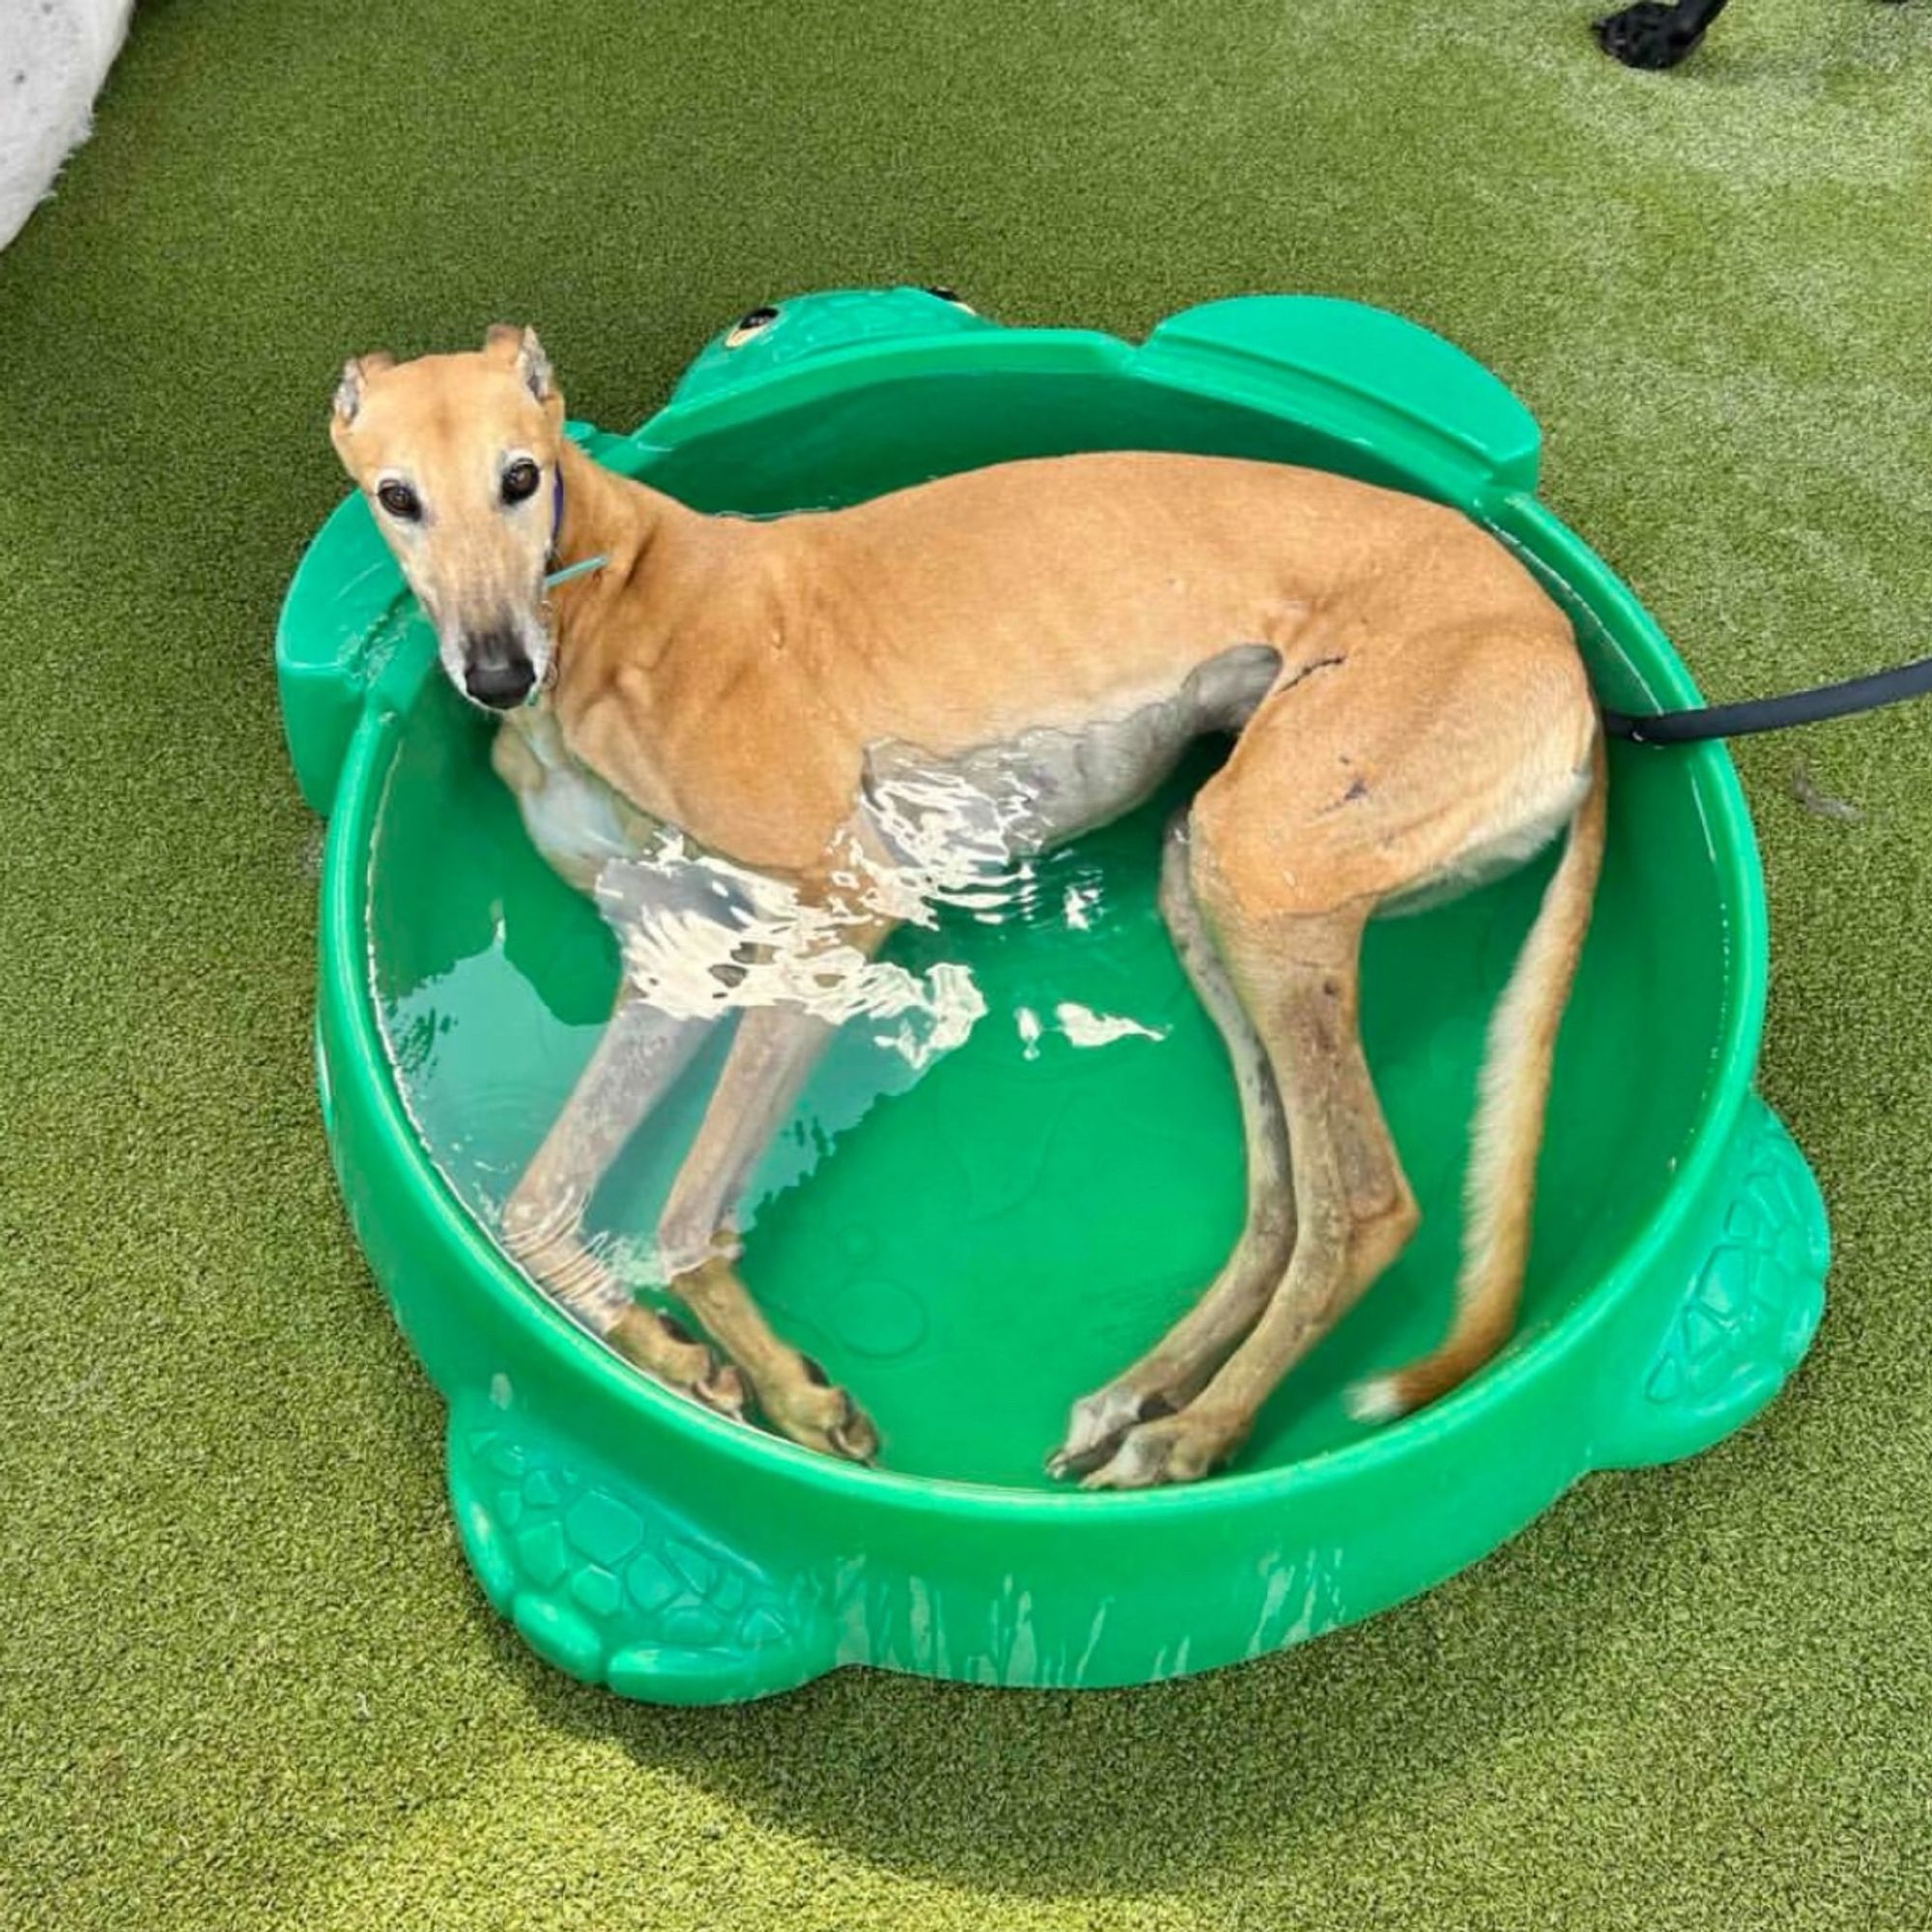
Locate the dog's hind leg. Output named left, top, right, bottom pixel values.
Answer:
left=501, top=990, right=746, bottom=1415
left=1048, top=809, right=1297, bottom=1476
left=1082, top=897, right=1413, bottom=1488
left=1079, top=629, right=1600, bottom=1488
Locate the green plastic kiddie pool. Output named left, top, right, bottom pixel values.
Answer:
left=277, top=289, right=1829, bottom=1704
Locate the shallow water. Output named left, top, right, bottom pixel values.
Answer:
left=365, top=676, right=1682, bottom=1488
left=382, top=725, right=1204, bottom=1302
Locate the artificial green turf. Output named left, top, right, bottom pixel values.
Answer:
left=4, top=0, right=1932, bottom=1924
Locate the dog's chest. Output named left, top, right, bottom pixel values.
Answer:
left=491, top=709, right=659, bottom=895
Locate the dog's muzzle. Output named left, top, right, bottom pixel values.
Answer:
left=461, top=628, right=538, bottom=710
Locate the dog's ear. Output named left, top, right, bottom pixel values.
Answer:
left=331, top=351, right=395, bottom=428
left=485, top=323, right=554, bottom=404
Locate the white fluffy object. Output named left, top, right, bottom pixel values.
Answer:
left=0, top=0, right=134, bottom=252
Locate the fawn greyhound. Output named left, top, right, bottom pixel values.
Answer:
left=327, top=322, right=1605, bottom=1490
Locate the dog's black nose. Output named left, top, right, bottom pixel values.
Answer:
left=464, top=652, right=535, bottom=709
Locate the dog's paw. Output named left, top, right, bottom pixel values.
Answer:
left=1046, top=1383, right=1177, bottom=1481
left=1078, top=1410, right=1244, bottom=1491
left=610, top=1303, right=752, bottom=1421
left=760, top=1355, right=880, bottom=1465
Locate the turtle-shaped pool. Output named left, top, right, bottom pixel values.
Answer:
left=278, top=289, right=1828, bottom=1702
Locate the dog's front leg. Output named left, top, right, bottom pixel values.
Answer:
left=653, top=998, right=882, bottom=1462
left=501, top=990, right=747, bottom=1417
left=648, top=838, right=906, bottom=1464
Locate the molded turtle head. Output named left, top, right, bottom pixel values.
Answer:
left=669, top=286, right=993, bottom=408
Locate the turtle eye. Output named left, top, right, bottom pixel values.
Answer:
left=925, top=286, right=974, bottom=311
left=376, top=479, right=420, bottom=521
left=501, top=457, right=541, bottom=504
left=725, top=305, right=780, bottom=350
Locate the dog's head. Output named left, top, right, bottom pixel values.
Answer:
left=329, top=326, right=566, bottom=710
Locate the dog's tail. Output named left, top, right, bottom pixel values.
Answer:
left=1350, top=728, right=1608, bottom=1422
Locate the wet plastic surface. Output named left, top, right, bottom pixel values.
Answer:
left=279, top=290, right=1828, bottom=1702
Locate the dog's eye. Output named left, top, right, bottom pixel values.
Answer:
left=924, top=286, right=973, bottom=311
left=376, top=480, right=420, bottom=521
left=724, top=305, right=779, bottom=350
left=501, top=458, right=541, bottom=505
